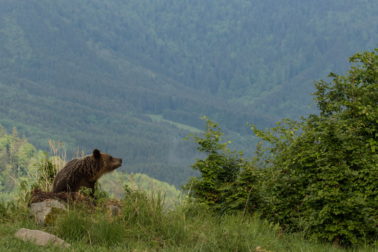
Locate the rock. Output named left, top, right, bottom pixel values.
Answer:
left=30, top=199, right=66, bottom=225
left=15, top=228, right=70, bottom=248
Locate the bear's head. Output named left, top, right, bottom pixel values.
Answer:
left=93, top=149, right=123, bottom=173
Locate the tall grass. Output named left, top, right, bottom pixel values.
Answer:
left=29, top=189, right=374, bottom=251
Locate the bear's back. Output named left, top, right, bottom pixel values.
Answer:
left=52, top=157, right=97, bottom=193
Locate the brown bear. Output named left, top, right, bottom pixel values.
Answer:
left=52, top=149, right=122, bottom=195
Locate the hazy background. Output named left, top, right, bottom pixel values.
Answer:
left=0, top=0, right=377, bottom=185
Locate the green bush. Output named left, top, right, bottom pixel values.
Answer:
left=184, top=49, right=377, bottom=247
left=184, top=118, right=261, bottom=214
left=254, top=49, right=378, bottom=246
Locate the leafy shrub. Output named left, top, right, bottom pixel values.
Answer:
left=185, top=49, right=377, bottom=247
left=254, top=49, right=378, bottom=246
left=184, top=118, right=261, bottom=214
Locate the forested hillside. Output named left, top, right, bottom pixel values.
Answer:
left=0, top=0, right=376, bottom=185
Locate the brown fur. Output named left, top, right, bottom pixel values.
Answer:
left=52, top=149, right=122, bottom=194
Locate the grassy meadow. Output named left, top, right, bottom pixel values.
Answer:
left=0, top=189, right=376, bottom=252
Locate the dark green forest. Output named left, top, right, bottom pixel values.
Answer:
left=0, top=0, right=377, bottom=185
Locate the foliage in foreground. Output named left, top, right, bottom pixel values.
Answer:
left=184, top=118, right=260, bottom=214
left=256, top=49, right=378, bottom=246
left=0, top=189, right=376, bottom=252
left=186, top=49, right=378, bottom=247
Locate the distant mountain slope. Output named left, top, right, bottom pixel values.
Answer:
left=0, top=0, right=376, bottom=185
left=99, top=172, right=181, bottom=207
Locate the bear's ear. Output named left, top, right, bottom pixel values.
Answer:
left=93, top=149, right=101, bottom=159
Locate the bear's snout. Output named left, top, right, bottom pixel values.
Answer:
left=115, top=158, right=122, bottom=168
